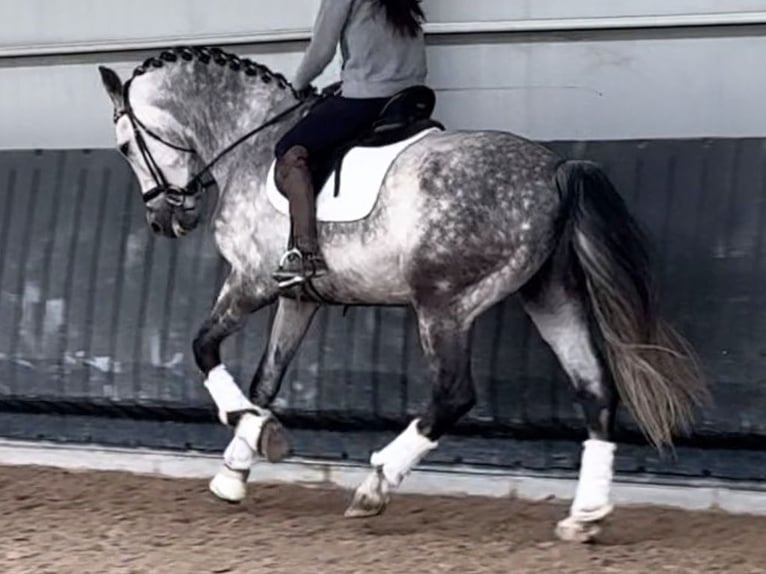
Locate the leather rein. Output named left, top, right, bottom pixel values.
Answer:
left=117, top=77, right=307, bottom=207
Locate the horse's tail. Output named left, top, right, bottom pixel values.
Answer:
left=553, top=160, right=708, bottom=449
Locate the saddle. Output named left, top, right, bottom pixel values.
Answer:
left=310, top=84, right=444, bottom=196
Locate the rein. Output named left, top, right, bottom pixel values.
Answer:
left=119, top=77, right=307, bottom=205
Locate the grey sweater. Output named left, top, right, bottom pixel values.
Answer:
left=293, top=0, right=427, bottom=99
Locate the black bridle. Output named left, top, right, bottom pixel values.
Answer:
left=118, top=77, right=307, bottom=207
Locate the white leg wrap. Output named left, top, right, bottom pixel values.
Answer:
left=204, top=364, right=257, bottom=425
left=223, top=413, right=266, bottom=471
left=570, top=439, right=616, bottom=522
left=209, top=465, right=249, bottom=503
left=209, top=413, right=266, bottom=504
left=370, top=419, right=438, bottom=487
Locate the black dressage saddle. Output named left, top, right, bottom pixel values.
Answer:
left=309, top=83, right=444, bottom=196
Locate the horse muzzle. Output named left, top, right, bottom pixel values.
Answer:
left=146, top=209, right=200, bottom=238
left=145, top=185, right=201, bottom=238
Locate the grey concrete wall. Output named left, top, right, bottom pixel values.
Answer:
left=2, top=1, right=766, bottom=148
left=3, top=0, right=765, bottom=51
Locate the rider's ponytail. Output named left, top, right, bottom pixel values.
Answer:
left=377, top=0, right=425, bottom=38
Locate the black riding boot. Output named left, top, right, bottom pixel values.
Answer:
left=272, top=145, right=328, bottom=288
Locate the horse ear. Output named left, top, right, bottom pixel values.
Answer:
left=99, top=65, right=124, bottom=110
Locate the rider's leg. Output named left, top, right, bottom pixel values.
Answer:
left=272, top=95, right=388, bottom=287
left=273, top=144, right=328, bottom=286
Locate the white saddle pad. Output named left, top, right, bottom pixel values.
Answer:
left=266, top=128, right=438, bottom=223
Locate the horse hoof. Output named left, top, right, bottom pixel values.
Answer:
left=571, top=503, right=613, bottom=523
left=258, top=418, right=292, bottom=463
left=344, top=470, right=390, bottom=519
left=555, top=516, right=601, bottom=543
left=209, top=466, right=249, bottom=504
left=344, top=493, right=388, bottom=518
left=344, top=505, right=385, bottom=519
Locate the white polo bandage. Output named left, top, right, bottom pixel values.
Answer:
left=222, top=413, right=266, bottom=471
left=204, top=364, right=257, bottom=425
left=370, top=419, right=438, bottom=487
left=571, top=439, right=616, bottom=521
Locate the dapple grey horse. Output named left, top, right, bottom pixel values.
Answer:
left=98, top=46, right=707, bottom=542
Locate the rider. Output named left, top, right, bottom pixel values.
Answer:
left=273, top=0, right=428, bottom=288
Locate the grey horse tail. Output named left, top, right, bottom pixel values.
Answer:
left=553, top=160, right=709, bottom=450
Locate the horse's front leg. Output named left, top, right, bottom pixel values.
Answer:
left=192, top=275, right=278, bottom=503
left=249, top=297, right=319, bottom=407
left=242, top=297, right=320, bottom=466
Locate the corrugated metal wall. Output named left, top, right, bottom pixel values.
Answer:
left=2, top=139, right=765, bottom=482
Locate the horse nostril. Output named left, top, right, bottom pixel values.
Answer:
left=150, top=222, right=162, bottom=234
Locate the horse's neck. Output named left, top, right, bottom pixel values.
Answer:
left=197, top=86, right=288, bottom=182
left=197, top=83, right=293, bottom=198
left=203, top=88, right=301, bottom=263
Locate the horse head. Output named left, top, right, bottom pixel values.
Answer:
left=98, top=58, right=210, bottom=238
left=98, top=47, right=300, bottom=239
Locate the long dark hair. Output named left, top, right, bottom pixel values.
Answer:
left=377, top=0, right=425, bottom=37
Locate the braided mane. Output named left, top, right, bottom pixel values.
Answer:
left=130, top=45, right=308, bottom=97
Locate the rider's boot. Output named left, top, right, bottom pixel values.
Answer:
left=272, top=145, right=329, bottom=289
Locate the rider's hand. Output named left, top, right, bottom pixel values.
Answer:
left=296, top=85, right=316, bottom=100
left=321, top=81, right=342, bottom=97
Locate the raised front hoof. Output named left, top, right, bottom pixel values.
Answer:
left=344, top=471, right=390, bottom=519
left=258, top=418, right=292, bottom=463
left=555, top=516, right=602, bottom=543
left=209, top=467, right=249, bottom=504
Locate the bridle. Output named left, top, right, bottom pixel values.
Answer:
left=117, top=77, right=307, bottom=208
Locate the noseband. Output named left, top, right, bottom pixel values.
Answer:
left=118, top=78, right=307, bottom=207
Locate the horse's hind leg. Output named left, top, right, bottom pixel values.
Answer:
left=521, top=272, right=618, bottom=542
left=346, top=307, right=475, bottom=518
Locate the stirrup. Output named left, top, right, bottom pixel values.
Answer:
left=278, top=248, right=302, bottom=269
left=277, top=275, right=306, bottom=290
left=273, top=248, right=327, bottom=289
left=274, top=248, right=306, bottom=289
